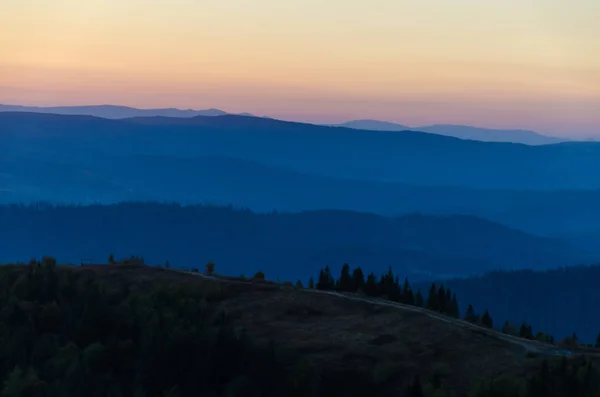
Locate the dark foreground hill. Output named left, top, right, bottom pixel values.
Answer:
left=0, top=203, right=590, bottom=282
left=3, top=112, right=600, bottom=189
left=1, top=261, right=597, bottom=397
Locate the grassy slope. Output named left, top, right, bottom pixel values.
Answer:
left=71, top=264, right=560, bottom=394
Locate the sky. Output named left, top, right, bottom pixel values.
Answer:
left=1, top=0, right=599, bottom=137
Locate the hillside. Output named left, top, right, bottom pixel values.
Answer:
left=3, top=112, right=600, bottom=189
left=0, top=261, right=593, bottom=397
left=0, top=203, right=590, bottom=282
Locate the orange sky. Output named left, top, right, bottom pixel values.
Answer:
left=1, top=0, right=599, bottom=136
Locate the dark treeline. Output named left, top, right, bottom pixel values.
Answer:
left=309, top=265, right=596, bottom=350
left=313, top=264, right=459, bottom=318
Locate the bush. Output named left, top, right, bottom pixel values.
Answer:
left=253, top=271, right=265, bottom=280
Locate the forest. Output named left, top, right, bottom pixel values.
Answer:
left=1, top=258, right=600, bottom=396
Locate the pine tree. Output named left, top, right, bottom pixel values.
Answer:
left=596, top=332, right=600, bottom=349
left=391, top=275, right=402, bottom=302
left=402, top=278, right=411, bottom=303
left=338, top=264, right=353, bottom=292
left=205, top=261, right=215, bottom=274
left=316, top=269, right=327, bottom=290
left=502, top=321, right=517, bottom=335
left=519, top=322, right=534, bottom=339
left=415, top=289, right=424, bottom=307
left=405, top=288, right=415, bottom=306
left=351, top=266, right=365, bottom=292
left=426, top=283, right=438, bottom=311
left=445, top=288, right=452, bottom=313
left=451, top=293, right=459, bottom=318
left=295, top=280, right=303, bottom=289
left=464, top=304, right=477, bottom=323
left=481, top=309, right=493, bottom=328
left=437, top=285, right=447, bottom=314
left=365, top=272, right=377, bottom=296
left=308, top=277, right=315, bottom=289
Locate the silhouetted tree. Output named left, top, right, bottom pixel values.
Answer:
left=437, top=285, right=447, bottom=314
left=404, top=288, right=415, bottom=306
left=464, top=304, right=477, bottom=323
left=317, top=266, right=335, bottom=290
left=308, top=277, right=315, bottom=289
left=427, top=283, right=439, bottom=311
left=502, top=321, right=517, bottom=336
left=364, top=272, right=377, bottom=296
left=481, top=309, right=493, bottom=329
left=351, top=266, right=365, bottom=292
left=450, top=293, right=459, bottom=318
left=415, top=289, right=424, bottom=308
left=205, top=261, right=215, bottom=274
left=338, top=264, right=353, bottom=292
left=519, top=322, right=534, bottom=340
left=296, top=280, right=303, bottom=289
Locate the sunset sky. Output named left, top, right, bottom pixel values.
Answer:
left=2, top=0, right=599, bottom=137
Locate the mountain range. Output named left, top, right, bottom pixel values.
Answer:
left=4, top=111, right=600, bottom=253
left=1, top=103, right=565, bottom=145
left=0, top=203, right=590, bottom=282
left=0, top=104, right=255, bottom=119
left=2, top=112, right=600, bottom=190
left=334, top=119, right=566, bottom=145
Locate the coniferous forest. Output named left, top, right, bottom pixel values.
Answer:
left=2, top=257, right=600, bottom=397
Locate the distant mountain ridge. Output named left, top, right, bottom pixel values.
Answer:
left=0, top=104, right=254, bottom=119
left=334, top=119, right=566, bottom=145
left=0, top=203, right=589, bottom=282
left=1, top=103, right=567, bottom=145
left=2, top=111, right=599, bottom=190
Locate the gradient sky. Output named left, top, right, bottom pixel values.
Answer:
left=2, top=0, right=599, bottom=137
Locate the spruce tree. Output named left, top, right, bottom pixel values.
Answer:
left=415, top=289, right=424, bottom=307
left=402, top=277, right=411, bottom=303
left=451, top=293, right=459, bottom=318
left=405, top=288, right=415, bottom=306
left=426, top=283, right=438, bottom=311
left=316, top=269, right=327, bottom=290
left=464, top=304, right=477, bottom=323
left=338, top=263, right=353, bottom=292
left=308, top=277, right=315, bottom=289
left=365, top=272, right=377, bottom=296
left=481, top=309, right=493, bottom=329
left=437, top=285, right=447, bottom=314
left=351, top=266, right=365, bottom=292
